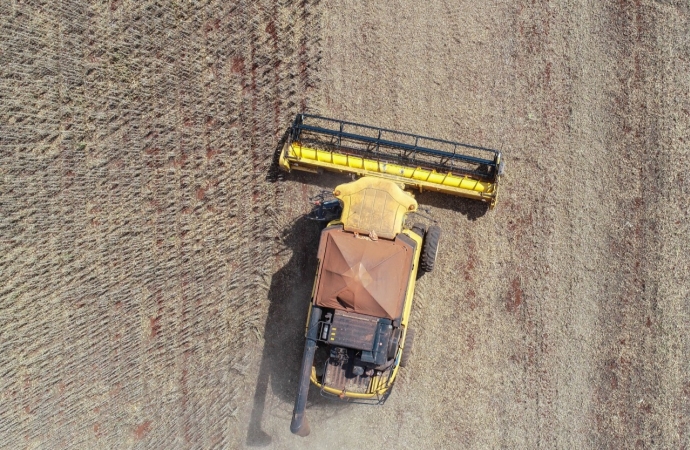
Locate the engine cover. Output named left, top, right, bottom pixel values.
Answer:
left=325, top=310, right=393, bottom=366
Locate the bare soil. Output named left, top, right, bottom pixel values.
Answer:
left=1, top=0, right=689, bottom=449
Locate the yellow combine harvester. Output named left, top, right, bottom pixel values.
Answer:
left=279, top=113, right=504, bottom=207
left=281, top=114, right=504, bottom=436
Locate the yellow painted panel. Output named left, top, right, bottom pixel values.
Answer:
left=281, top=142, right=499, bottom=207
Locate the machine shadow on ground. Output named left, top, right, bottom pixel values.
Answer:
left=246, top=214, right=340, bottom=446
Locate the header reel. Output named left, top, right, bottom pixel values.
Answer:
left=279, top=113, right=504, bottom=208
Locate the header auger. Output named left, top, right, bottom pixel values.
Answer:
left=279, top=113, right=504, bottom=207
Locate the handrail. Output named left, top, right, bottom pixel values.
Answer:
left=295, top=113, right=500, bottom=157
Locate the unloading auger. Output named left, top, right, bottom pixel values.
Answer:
left=279, top=113, right=504, bottom=207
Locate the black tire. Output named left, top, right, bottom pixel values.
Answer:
left=399, top=328, right=414, bottom=367
left=387, top=328, right=401, bottom=359
left=411, top=223, right=426, bottom=239
left=420, top=225, right=441, bottom=273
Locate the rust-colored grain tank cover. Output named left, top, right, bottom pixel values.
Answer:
left=313, top=227, right=414, bottom=320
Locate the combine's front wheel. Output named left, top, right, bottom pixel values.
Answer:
left=420, top=225, right=441, bottom=273
left=411, top=223, right=426, bottom=239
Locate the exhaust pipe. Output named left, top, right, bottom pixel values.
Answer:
left=290, top=306, right=322, bottom=436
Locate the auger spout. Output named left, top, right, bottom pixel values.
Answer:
left=290, top=306, right=322, bottom=436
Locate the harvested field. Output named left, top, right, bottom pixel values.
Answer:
left=1, top=0, right=689, bottom=449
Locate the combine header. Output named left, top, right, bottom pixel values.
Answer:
left=279, top=113, right=504, bottom=207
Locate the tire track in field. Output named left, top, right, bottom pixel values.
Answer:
left=592, top=2, right=680, bottom=447
left=498, top=2, right=580, bottom=446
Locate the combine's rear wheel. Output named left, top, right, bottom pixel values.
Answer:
left=420, top=225, right=441, bottom=273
